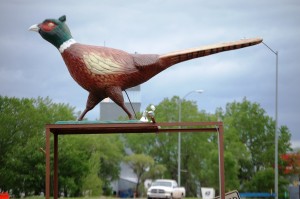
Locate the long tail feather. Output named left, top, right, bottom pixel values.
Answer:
left=159, top=37, right=263, bottom=66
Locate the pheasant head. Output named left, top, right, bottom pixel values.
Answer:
left=29, top=15, right=74, bottom=51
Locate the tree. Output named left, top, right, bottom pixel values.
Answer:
left=58, top=136, right=90, bottom=196
left=0, top=96, right=76, bottom=195
left=200, top=149, right=239, bottom=193
left=124, top=154, right=155, bottom=197
left=97, top=135, right=124, bottom=196
left=220, top=98, right=292, bottom=191
left=59, top=134, right=124, bottom=197
left=3, top=134, right=46, bottom=195
left=245, top=168, right=275, bottom=192
left=146, top=164, right=167, bottom=179
left=244, top=168, right=289, bottom=196
left=280, top=152, right=300, bottom=175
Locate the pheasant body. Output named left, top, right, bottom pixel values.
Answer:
left=29, top=15, right=262, bottom=120
left=62, top=43, right=162, bottom=92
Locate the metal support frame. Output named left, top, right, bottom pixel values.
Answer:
left=45, top=121, right=225, bottom=199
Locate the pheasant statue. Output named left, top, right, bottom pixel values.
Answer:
left=29, top=15, right=262, bottom=120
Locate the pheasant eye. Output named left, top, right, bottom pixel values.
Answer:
left=41, top=22, right=56, bottom=31
left=48, top=22, right=55, bottom=27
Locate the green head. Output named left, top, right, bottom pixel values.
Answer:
left=29, top=15, right=73, bottom=49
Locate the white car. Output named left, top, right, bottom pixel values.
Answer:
left=147, top=179, right=186, bottom=199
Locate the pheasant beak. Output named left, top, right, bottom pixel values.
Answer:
left=29, top=24, right=40, bottom=32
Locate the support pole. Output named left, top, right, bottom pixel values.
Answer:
left=54, top=133, right=58, bottom=199
left=45, top=128, right=51, bottom=199
left=274, top=51, right=279, bottom=199
left=218, top=124, right=225, bottom=199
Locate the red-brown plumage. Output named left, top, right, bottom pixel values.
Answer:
left=61, top=43, right=161, bottom=92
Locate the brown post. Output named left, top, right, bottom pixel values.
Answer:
left=54, top=133, right=58, bottom=199
left=218, top=123, right=225, bottom=199
left=45, top=128, right=51, bottom=199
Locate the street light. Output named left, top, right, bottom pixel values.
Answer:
left=178, top=89, right=204, bottom=186
left=262, top=41, right=279, bottom=199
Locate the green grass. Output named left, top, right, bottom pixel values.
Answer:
left=24, top=197, right=135, bottom=199
left=25, top=197, right=115, bottom=199
left=24, top=197, right=199, bottom=199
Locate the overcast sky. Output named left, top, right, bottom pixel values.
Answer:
left=1, top=0, right=299, bottom=147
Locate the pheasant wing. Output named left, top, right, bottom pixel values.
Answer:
left=82, top=46, right=138, bottom=75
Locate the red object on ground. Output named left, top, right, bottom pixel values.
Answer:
left=0, top=192, right=10, bottom=199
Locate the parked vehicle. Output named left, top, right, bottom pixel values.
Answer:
left=147, top=179, right=185, bottom=199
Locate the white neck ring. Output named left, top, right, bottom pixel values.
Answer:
left=59, top=38, right=77, bottom=53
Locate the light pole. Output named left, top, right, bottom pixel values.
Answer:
left=178, top=89, right=204, bottom=186
left=263, top=41, right=279, bottom=199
